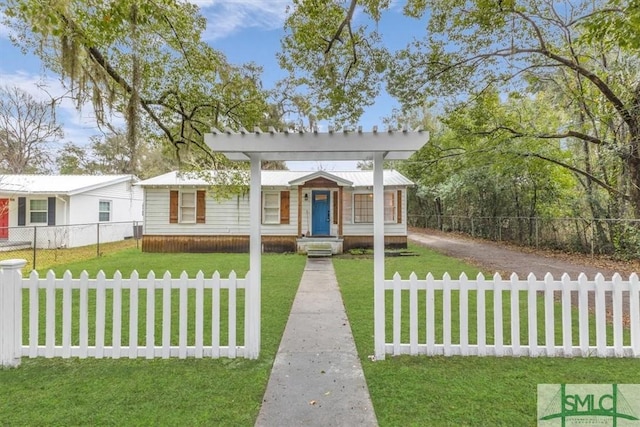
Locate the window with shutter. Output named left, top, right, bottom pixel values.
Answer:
left=18, top=197, right=26, bottom=226
left=169, top=191, right=179, bottom=223
left=280, top=191, right=290, bottom=224
left=196, top=190, right=206, bottom=223
left=180, top=191, right=196, bottom=223
left=47, top=197, right=56, bottom=225
left=29, top=199, right=48, bottom=224
left=353, top=192, right=396, bottom=223
left=262, top=192, right=280, bottom=224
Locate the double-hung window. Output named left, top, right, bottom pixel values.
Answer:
left=29, top=199, right=48, bottom=224
left=99, top=200, right=111, bottom=222
left=262, top=192, right=280, bottom=224
left=353, top=193, right=374, bottom=223
left=384, top=192, right=396, bottom=222
left=353, top=192, right=396, bottom=223
left=180, top=191, right=196, bottom=223
left=169, top=190, right=206, bottom=224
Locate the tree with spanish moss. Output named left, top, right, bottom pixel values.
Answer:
left=2, top=0, right=270, bottom=170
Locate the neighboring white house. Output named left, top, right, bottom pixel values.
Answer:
left=0, top=175, right=143, bottom=248
left=136, top=169, right=412, bottom=254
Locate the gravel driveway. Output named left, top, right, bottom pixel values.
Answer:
left=408, top=229, right=640, bottom=320
left=408, top=230, right=627, bottom=280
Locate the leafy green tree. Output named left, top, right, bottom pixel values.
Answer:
left=57, top=132, right=175, bottom=178
left=581, top=0, right=640, bottom=50
left=280, top=0, right=640, bottom=217
left=2, top=0, right=270, bottom=169
left=402, top=90, right=578, bottom=227
left=279, top=0, right=387, bottom=125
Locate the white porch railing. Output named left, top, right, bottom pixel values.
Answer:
left=384, top=272, right=640, bottom=357
left=0, top=259, right=256, bottom=367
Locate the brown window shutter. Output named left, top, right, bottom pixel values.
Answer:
left=280, top=191, right=290, bottom=224
left=196, top=190, right=206, bottom=223
left=397, top=190, right=402, bottom=224
left=332, top=191, right=338, bottom=224
left=169, top=190, right=179, bottom=223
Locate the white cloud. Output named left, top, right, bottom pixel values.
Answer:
left=196, top=0, right=292, bottom=40
left=0, top=70, right=112, bottom=144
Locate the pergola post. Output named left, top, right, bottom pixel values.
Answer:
left=373, top=152, right=385, bottom=360
left=248, top=154, right=261, bottom=359
left=205, top=128, right=428, bottom=360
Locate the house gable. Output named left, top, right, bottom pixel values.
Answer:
left=302, top=177, right=341, bottom=188
left=288, top=171, right=353, bottom=187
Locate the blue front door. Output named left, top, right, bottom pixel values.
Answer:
left=312, top=191, right=330, bottom=236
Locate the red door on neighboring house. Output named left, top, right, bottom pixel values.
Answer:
left=0, top=199, right=8, bottom=239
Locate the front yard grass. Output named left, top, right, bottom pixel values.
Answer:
left=333, top=244, right=640, bottom=426
left=0, top=249, right=306, bottom=426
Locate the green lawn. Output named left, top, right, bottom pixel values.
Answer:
left=334, top=244, right=640, bottom=426
left=0, top=249, right=307, bottom=426
left=3, top=244, right=639, bottom=426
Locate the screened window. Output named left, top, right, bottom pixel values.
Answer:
left=353, top=192, right=396, bottom=223
left=384, top=192, right=396, bottom=222
left=99, top=200, right=111, bottom=222
left=353, top=194, right=373, bottom=223
left=262, top=192, right=280, bottom=224
left=180, top=191, right=196, bottom=223
left=29, top=199, right=48, bottom=224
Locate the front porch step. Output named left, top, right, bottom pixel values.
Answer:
left=306, top=243, right=333, bottom=258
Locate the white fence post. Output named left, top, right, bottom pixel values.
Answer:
left=0, top=259, right=27, bottom=368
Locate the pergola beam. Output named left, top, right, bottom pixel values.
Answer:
left=205, top=130, right=427, bottom=162
left=204, top=129, right=429, bottom=360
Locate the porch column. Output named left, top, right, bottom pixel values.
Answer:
left=297, top=186, right=302, bottom=237
left=373, top=152, right=385, bottom=360
left=248, top=154, right=261, bottom=359
left=338, top=186, right=343, bottom=236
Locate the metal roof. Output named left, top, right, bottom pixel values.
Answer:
left=136, top=170, right=413, bottom=187
left=0, top=174, right=136, bottom=195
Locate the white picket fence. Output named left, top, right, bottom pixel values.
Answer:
left=0, top=259, right=256, bottom=367
left=384, top=271, right=640, bottom=357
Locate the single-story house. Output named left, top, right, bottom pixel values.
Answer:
left=136, top=169, right=413, bottom=254
left=0, top=174, right=143, bottom=249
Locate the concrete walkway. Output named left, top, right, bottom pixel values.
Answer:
left=255, top=257, right=378, bottom=427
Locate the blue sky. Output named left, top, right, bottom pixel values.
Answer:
left=0, top=1, right=425, bottom=171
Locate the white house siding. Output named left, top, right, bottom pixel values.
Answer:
left=144, top=186, right=407, bottom=238
left=1, top=179, right=143, bottom=248
left=68, top=181, right=143, bottom=224
left=3, top=194, right=65, bottom=248
left=261, top=188, right=299, bottom=236
left=144, top=188, right=300, bottom=236
left=341, top=187, right=407, bottom=236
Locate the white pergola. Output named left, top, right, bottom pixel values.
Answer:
left=205, top=127, right=429, bottom=360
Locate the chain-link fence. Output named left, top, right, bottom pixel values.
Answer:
left=0, top=221, right=142, bottom=271
left=408, top=214, right=640, bottom=258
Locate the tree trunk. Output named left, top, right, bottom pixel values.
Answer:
left=628, top=154, right=640, bottom=218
